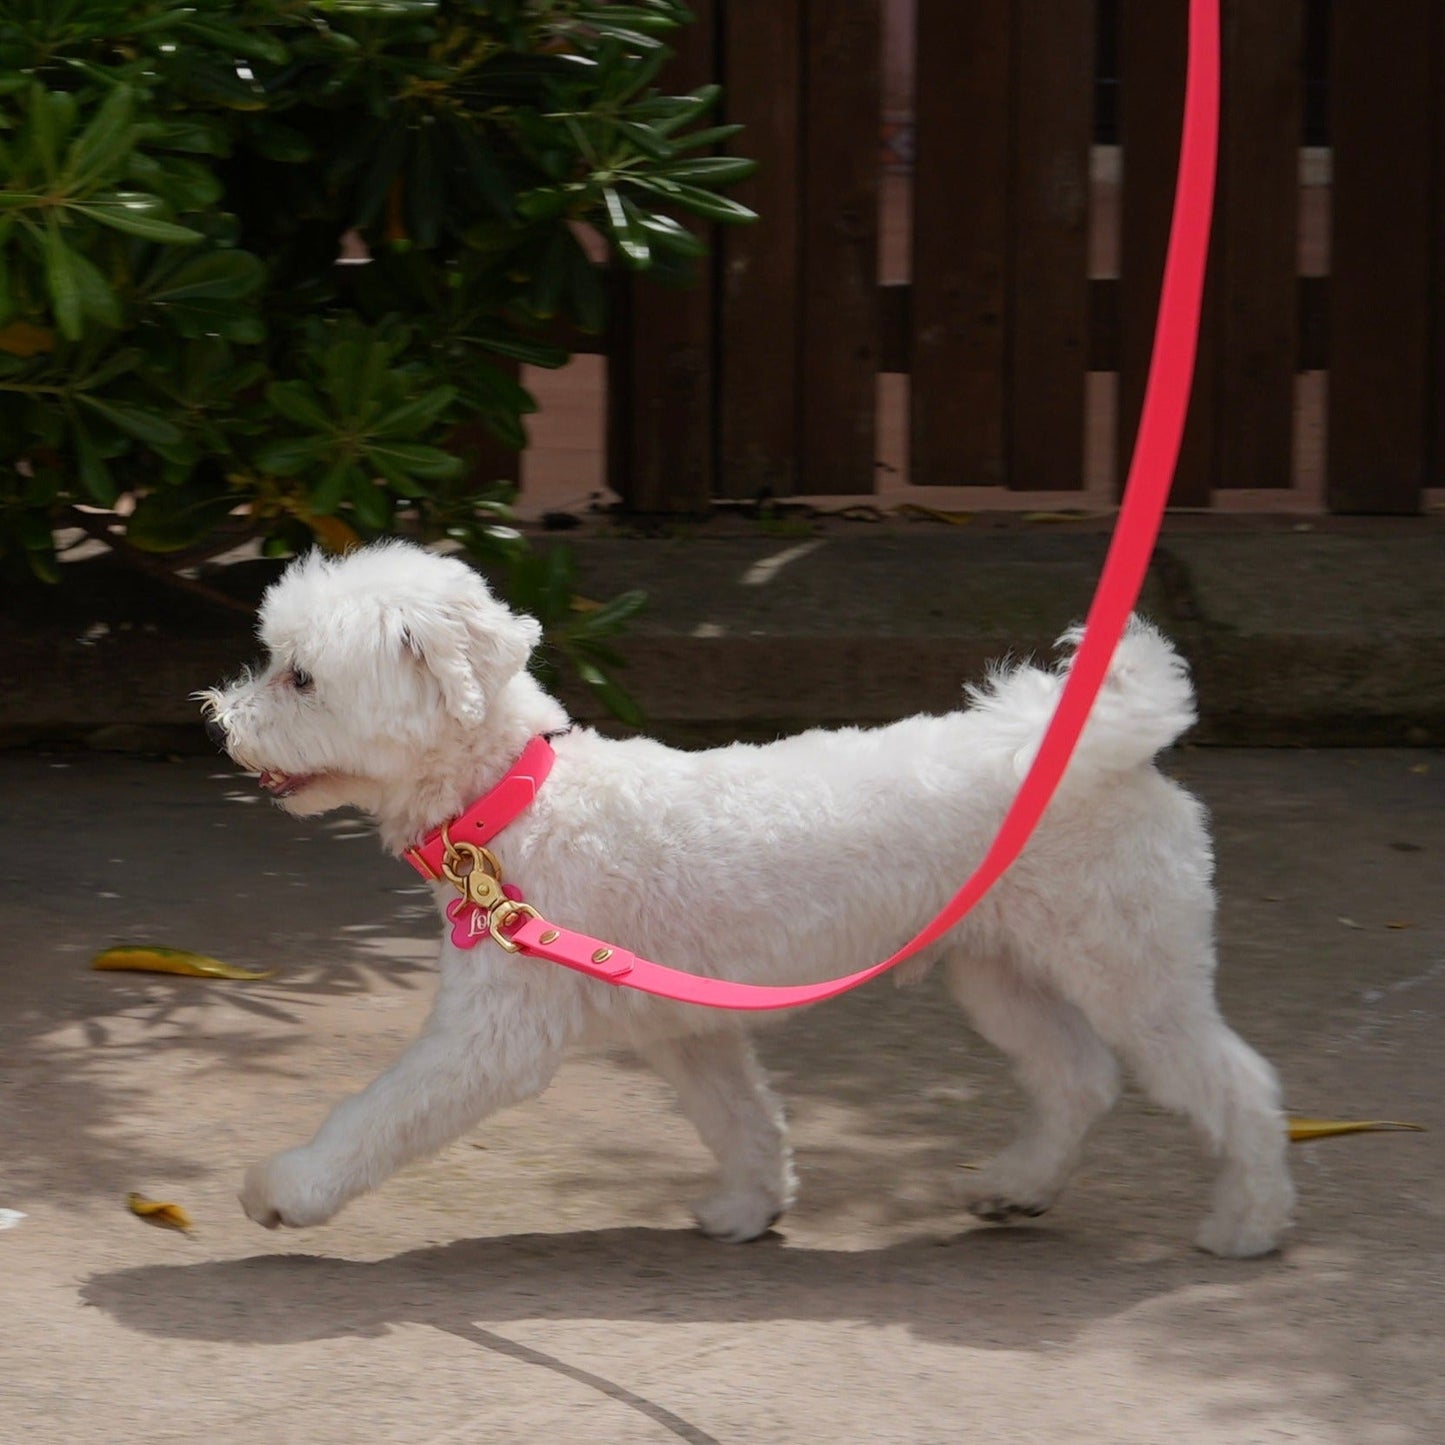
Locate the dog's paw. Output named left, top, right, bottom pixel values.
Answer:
left=964, top=1193, right=1052, bottom=1224
left=239, top=1149, right=342, bottom=1230
left=1193, top=1200, right=1291, bottom=1259
left=959, top=1157, right=1061, bottom=1226
left=692, top=1186, right=784, bottom=1244
left=1194, top=1163, right=1295, bottom=1258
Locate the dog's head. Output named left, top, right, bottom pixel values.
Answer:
left=199, top=541, right=542, bottom=816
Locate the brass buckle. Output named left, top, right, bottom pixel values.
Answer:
left=487, top=899, right=540, bottom=954
left=440, top=835, right=507, bottom=910
left=436, top=831, right=536, bottom=951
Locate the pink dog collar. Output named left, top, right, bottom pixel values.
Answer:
left=403, top=735, right=555, bottom=882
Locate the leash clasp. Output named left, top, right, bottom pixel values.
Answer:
left=437, top=830, right=538, bottom=952
left=486, top=898, right=541, bottom=954
left=440, top=835, right=506, bottom=911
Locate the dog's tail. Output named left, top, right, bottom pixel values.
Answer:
left=968, top=617, right=1197, bottom=777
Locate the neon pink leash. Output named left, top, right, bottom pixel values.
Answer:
left=427, top=0, right=1221, bottom=1010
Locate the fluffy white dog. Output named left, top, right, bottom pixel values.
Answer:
left=201, top=540, right=1294, bottom=1257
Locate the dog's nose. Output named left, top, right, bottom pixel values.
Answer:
left=204, top=716, right=228, bottom=750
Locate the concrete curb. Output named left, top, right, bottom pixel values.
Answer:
left=3, top=524, right=1442, bottom=749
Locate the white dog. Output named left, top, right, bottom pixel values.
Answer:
left=201, top=540, right=1294, bottom=1257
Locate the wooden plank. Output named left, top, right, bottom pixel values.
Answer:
left=1008, top=0, right=1095, bottom=491
left=909, top=0, right=1012, bottom=486
left=798, top=0, right=881, bottom=494
left=1213, top=0, right=1302, bottom=489
left=717, top=0, right=803, bottom=500
left=1327, top=0, right=1432, bottom=513
left=608, top=0, right=717, bottom=514
left=887, top=275, right=1324, bottom=374
left=1432, top=5, right=1445, bottom=488
left=1118, top=0, right=1214, bottom=506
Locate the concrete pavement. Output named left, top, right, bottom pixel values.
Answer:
left=1, top=747, right=1441, bottom=1443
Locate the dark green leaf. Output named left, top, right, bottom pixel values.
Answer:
left=71, top=422, right=117, bottom=505
left=372, top=386, right=457, bottom=438
left=612, top=120, right=675, bottom=161
left=69, top=248, right=122, bottom=329
left=602, top=187, right=650, bottom=268
left=125, top=476, right=238, bottom=553
left=41, top=222, right=82, bottom=341
left=577, top=588, right=648, bottom=635
left=73, top=194, right=203, bottom=244
left=529, top=228, right=570, bottom=320
left=254, top=435, right=331, bottom=476
left=266, top=381, right=333, bottom=431
left=309, top=458, right=361, bottom=515
left=144, top=117, right=231, bottom=157
left=667, top=123, right=746, bottom=154
left=477, top=333, right=570, bottom=369
left=363, top=441, right=464, bottom=482
left=348, top=474, right=392, bottom=530
left=628, top=177, right=757, bottom=224
left=656, top=155, right=758, bottom=184
left=570, top=656, right=646, bottom=727
left=77, top=396, right=182, bottom=447
left=29, top=87, right=78, bottom=180
left=148, top=250, right=266, bottom=303
left=637, top=212, right=706, bottom=258
left=64, top=85, right=136, bottom=189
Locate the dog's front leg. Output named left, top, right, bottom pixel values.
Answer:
left=240, top=968, right=568, bottom=1229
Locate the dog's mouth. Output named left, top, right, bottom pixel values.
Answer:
left=257, top=769, right=318, bottom=799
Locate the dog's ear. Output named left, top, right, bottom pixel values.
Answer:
left=398, top=583, right=541, bottom=725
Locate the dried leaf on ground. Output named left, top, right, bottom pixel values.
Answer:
left=1287, top=1117, right=1425, bottom=1142
left=92, top=946, right=274, bottom=980
left=126, top=1193, right=194, bottom=1233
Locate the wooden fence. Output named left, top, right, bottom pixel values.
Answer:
left=547, top=1, right=1445, bottom=514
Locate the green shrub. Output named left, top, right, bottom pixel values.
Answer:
left=0, top=0, right=756, bottom=721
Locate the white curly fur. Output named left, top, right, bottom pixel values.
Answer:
left=201, top=541, right=1294, bottom=1256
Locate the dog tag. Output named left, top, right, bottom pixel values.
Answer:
left=446, top=898, right=488, bottom=950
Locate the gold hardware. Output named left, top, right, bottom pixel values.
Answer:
left=487, top=899, right=540, bottom=954
left=538, top=929, right=560, bottom=945
left=439, top=839, right=505, bottom=911
left=591, top=947, right=613, bottom=964
left=405, top=846, right=440, bottom=881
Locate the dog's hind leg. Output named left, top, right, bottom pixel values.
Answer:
left=1075, top=984, right=1294, bottom=1258
left=641, top=1028, right=796, bottom=1243
left=945, top=955, right=1121, bottom=1224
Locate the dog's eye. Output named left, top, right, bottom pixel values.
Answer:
left=292, top=669, right=313, bottom=692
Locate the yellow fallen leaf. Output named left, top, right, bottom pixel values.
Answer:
left=127, top=1193, right=194, bottom=1233
left=1288, top=1117, right=1425, bottom=1142
left=93, top=946, right=274, bottom=980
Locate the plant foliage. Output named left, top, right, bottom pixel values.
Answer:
left=0, top=0, right=755, bottom=716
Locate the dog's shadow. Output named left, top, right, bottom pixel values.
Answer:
left=84, top=1224, right=1228, bottom=1443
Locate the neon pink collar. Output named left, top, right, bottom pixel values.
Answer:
left=403, top=735, right=556, bottom=882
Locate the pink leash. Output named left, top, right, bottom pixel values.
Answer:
left=411, top=0, right=1222, bottom=1010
